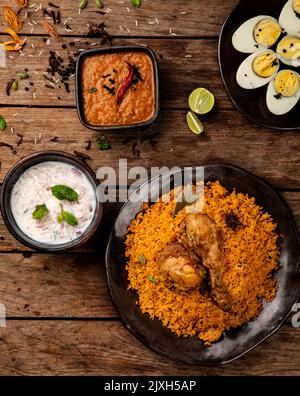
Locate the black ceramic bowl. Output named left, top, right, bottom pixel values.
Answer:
left=219, top=0, right=300, bottom=130
left=76, top=45, right=160, bottom=131
left=0, top=151, right=103, bottom=252
left=106, top=164, right=300, bottom=364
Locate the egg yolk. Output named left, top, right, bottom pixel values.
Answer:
left=252, top=52, right=278, bottom=78
left=277, top=35, right=300, bottom=60
left=293, top=0, right=300, bottom=16
left=274, top=70, right=300, bottom=97
left=253, top=19, right=282, bottom=47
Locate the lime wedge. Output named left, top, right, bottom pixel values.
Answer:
left=189, top=88, right=215, bottom=115
left=186, top=111, right=204, bottom=135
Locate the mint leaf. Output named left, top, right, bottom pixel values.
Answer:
left=0, top=116, right=6, bottom=131
left=51, top=185, right=79, bottom=202
left=131, top=0, right=141, bottom=7
left=12, top=80, right=18, bottom=91
left=17, top=71, right=30, bottom=80
left=63, top=211, right=78, bottom=226
left=139, top=255, right=147, bottom=265
left=95, top=0, right=103, bottom=8
left=57, top=204, right=78, bottom=227
left=147, top=275, right=158, bottom=284
left=96, top=136, right=111, bottom=150
left=79, top=0, right=88, bottom=9
left=32, top=204, right=49, bottom=220
left=57, top=212, right=64, bottom=223
left=88, top=87, right=97, bottom=93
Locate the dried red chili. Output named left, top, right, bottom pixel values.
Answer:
left=117, top=62, right=134, bottom=104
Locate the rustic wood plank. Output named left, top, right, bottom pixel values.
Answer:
left=0, top=0, right=297, bottom=377
left=0, top=108, right=300, bottom=188
left=0, top=253, right=116, bottom=318
left=0, top=36, right=231, bottom=109
left=0, top=0, right=237, bottom=37
left=0, top=321, right=298, bottom=375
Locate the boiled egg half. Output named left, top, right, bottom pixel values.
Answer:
left=266, top=69, right=300, bottom=114
left=279, top=0, right=300, bottom=35
left=236, top=50, right=280, bottom=89
left=277, top=34, right=300, bottom=66
left=232, top=16, right=282, bottom=53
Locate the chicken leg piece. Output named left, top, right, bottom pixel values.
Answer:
left=185, top=213, right=233, bottom=311
left=159, top=242, right=206, bottom=292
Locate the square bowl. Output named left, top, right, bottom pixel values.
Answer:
left=76, top=45, right=160, bottom=131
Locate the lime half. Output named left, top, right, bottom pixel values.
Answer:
left=189, top=88, right=215, bottom=115
left=186, top=111, right=204, bottom=135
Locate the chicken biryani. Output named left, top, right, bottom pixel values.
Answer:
left=125, top=181, right=280, bottom=344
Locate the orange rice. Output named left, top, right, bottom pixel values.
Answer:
left=125, top=181, right=280, bottom=344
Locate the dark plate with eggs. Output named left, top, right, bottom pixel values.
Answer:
left=219, top=0, right=300, bottom=130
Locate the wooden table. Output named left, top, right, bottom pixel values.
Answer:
left=0, top=0, right=299, bottom=376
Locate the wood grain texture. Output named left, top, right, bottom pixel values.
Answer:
left=0, top=0, right=237, bottom=37
left=0, top=321, right=298, bottom=375
left=0, top=253, right=116, bottom=318
left=0, top=0, right=299, bottom=376
left=0, top=108, right=300, bottom=188
left=0, top=36, right=231, bottom=109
